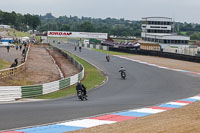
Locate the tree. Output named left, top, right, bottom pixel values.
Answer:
left=60, top=24, right=70, bottom=31
left=80, top=22, right=96, bottom=32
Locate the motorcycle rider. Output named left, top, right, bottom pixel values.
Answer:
left=119, top=67, right=126, bottom=73
left=76, top=81, right=87, bottom=97
left=106, top=54, right=110, bottom=62
left=119, top=67, right=126, bottom=78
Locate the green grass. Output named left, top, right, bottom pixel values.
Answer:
left=8, top=30, right=30, bottom=37
left=0, top=59, right=11, bottom=69
left=93, top=49, right=133, bottom=55
left=35, top=50, right=105, bottom=99
left=48, top=37, right=68, bottom=41
left=179, top=32, right=187, bottom=35
left=36, top=36, right=41, bottom=43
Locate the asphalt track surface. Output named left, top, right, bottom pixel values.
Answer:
left=1, top=40, right=200, bottom=131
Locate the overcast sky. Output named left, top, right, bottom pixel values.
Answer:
left=1, top=0, right=200, bottom=23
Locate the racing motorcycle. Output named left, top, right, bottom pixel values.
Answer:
left=120, top=70, right=126, bottom=79
left=77, top=90, right=87, bottom=101
left=106, top=55, right=110, bottom=62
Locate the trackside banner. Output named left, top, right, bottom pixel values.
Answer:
left=47, top=31, right=108, bottom=39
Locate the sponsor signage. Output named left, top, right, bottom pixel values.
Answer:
left=48, top=31, right=108, bottom=39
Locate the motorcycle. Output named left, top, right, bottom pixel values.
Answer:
left=106, top=55, right=110, bottom=62
left=120, top=71, right=126, bottom=79
left=77, top=90, right=87, bottom=101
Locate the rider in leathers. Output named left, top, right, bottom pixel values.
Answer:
left=76, top=81, right=87, bottom=97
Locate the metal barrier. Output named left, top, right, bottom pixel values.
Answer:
left=109, top=47, right=200, bottom=63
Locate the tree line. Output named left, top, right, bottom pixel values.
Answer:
left=37, top=13, right=141, bottom=37
left=1, top=10, right=200, bottom=40
left=38, top=13, right=200, bottom=40
left=0, top=10, right=41, bottom=31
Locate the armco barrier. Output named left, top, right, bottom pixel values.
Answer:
left=109, top=47, right=200, bottom=63
left=59, top=78, right=70, bottom=89
left=21, top=85, right=43, bottom=98
left=43, top=80, right=59, bottom=95
left=0, top=86, right=21, bottom=102
left=0, top=44, right=84, bottom=102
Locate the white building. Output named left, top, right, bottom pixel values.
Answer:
left=0, top=25, right=11, bottom=29
left=141, top=17, right=190, bottom=48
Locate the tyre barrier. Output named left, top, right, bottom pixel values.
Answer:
left=0, top=45, right=84, bottom=102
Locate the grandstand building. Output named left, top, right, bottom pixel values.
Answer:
left=141, top=17, right=190, bottom=48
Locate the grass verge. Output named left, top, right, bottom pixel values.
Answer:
left=35, top=50, right=105, bottom=99
left=8, top=30, right=30, bottom=37
left=93, top=48, right=133, bottom=55
left=0, top=59, right=11, bottom=69
left=48, top=37, right=68, bottom=41
left=36, top=36, right=41, bottom=43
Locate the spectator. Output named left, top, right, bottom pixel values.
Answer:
left=19, top=45, right=22, bottom=50
left=22, top=48, right=26, bottom=57
left=10, top=63, right=16, bottom=68
left=23, top=41, right=27, bottom=48
left=14, top=58, right=18, bottom=66
left=6, top=46, right=10, bottom=53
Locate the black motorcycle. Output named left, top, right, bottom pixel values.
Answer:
left=106, top=55, right=110, bottom=62
left=120, top=71, right=126, bottom=79
left=77, top=90, right=87, bottom=101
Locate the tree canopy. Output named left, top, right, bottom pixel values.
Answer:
left=0, top=10, right=41, bottom=31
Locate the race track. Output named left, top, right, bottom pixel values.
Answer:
left=0, top=40, right=200, bottom=131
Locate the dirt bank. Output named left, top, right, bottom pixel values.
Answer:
left=0, top=44, right=79, bottom=86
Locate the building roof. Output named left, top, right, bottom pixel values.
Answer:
left=142, top=17, right=173, bottom=22
left=144, top=33, right=190, bottom=40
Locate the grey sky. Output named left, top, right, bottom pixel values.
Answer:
left=1, top=0, right=200, bottom=23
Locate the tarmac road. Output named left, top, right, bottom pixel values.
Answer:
left=0, top=40, right=200, bottom=131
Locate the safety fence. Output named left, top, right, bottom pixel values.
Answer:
left=77, top=43, right=109, bottom=51
left=76, top=42, right=200, bottom=63
left=0, top=44, right=30, bottom=79
left=0, top=45, right=84, bottom=102
left=163, top=47, right=200, bottom=56
left=109, top=47, right=200, bottom=63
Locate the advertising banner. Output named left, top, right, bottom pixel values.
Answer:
left=48, top=31, right=107, bottom=39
